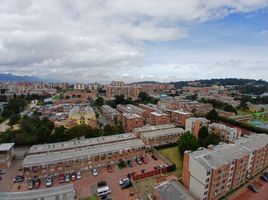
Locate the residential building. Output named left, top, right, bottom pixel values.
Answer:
left=148, top=111, right=170, bottom=126
left=67, top=106, right=96, bottom=128
left=171, top=110, right=193, bottom=128
left=138, top=126, right=184, bottom=147
left=0, top=184, right=75, bottom=200
left=138, top=103, right=157, bottom=120
left=101, top=105, right=120, bottom=123
left=23, top=138, right=145, bottom=179
left=73, top=83, right=85, bottom=90
left=0, top=143, right=14, bottom=168
left=153, top=180, right=195, bottom=200
left=185, top=117, right=210, bottom=138
left=133, top=124, right=175, bottom=138
left=209, top=123, right=241, bottom=142
left=117, top=104, right=145, bottom=118
left=122, top=113, right=144, bottom=132
left=182, top=134, right=268, bottom=200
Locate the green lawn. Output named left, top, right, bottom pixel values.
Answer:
left=83, top=196, right=98, bottom=200
left=158, top=146, right=182, bottom=177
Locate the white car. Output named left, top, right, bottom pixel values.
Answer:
left=76, top=171, right=81, bottom=180
left=119, top=177, right=130, bottom=185
left=92, top=168, right=98, bottom=176
left=46, top=176, right=53, bottom=187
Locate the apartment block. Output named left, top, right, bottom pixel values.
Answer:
left=148, top=111, right=171, bottom=126
left=209, top=123, right=241, bottom=142
left=182, top=134, right=268, bottom=200
left=133, top=124, right=175, bottom=138
left=122, top=113, right=144, bottom=132
left=67, top=106, right=96, bottom=128
left=73, top=83, right=85, bottom=90
left=117, top=104, right=146, bottom=119
left=138, top=103, right=157, bottom=119
left=139, top=126, right=184, bottom=147
left=23, top=135, right=145, bottom=179
left=101, top=105, right=120, bottom=123
left=171, top=110, right=193, bottom=128
left=235, top=134, right=268, bottom=178
left=185, top=117, right=210, bottom=138
left=0, top=143, right=14, bottom=168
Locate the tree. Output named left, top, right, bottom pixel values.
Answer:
left=177, top=132, right=200, bottom=156
left=103, top=124, right=114, bottom=136
left=223, top=104, right=237, bottom=114
left=206, top=109, right=219, bottom=122
left=138, top=92, right=150, bottom=102
left=8, top=114, right=20, bottom=126
left=198, top=126, right=209, bottom=140
left=203, top=134, right=221, bottom=147
left=94, top=97, right=104, bottom=107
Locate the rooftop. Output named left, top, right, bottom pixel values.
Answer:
left=172, top=110, right=192, bottom=115
left=151, top=111, right=168, bottom=117
left=235, top=134, right=268, bottom=151
left=23, top=139, right=145, bottom=167
left=0, top=184, right=74, bottom=200
left=123, top=113, right=142, bottom=119
left=133, top=124, right=175, bottom=133
left=0, top=143, right=15, bottom=151
left=141, top=127, right=184, bottom=139
left=154, top=180, right=195, bottom=200
left=190, top=143, right=249, bottom=170
left=29, top=133, right=136, bottom=154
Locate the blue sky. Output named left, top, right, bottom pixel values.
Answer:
left=0, top=1, right=267, bottom=83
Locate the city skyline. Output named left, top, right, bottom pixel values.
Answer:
left=0, top=1, right=268, bottom=83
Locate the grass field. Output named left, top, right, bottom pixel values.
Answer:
left=158, top=146, right=182, bottom=177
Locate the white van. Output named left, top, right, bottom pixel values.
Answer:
left=96, top=186, right=112, bottom=196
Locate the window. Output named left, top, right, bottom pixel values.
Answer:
left=207, top=171, right=211, bottom=176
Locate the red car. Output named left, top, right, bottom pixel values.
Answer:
left=107, top=165, right=113, bottom=173
left=71, top=173, right=76, bottom=181
left=59, top=174, right=65, bottom=184
left=141, top=157, right=148, bottom=164
left=33, top=179, right=41, bottom=189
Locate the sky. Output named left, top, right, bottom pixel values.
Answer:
left=0, top=0, right=268, bottom=83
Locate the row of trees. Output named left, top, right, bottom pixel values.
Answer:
left=200, top=98, right=237, bottom=114
left=0, top=114, right=124, bottom=146
left=177, top=128, right=221, bottom=156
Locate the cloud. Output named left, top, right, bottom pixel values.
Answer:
left=0, top=0, right=268, bottom=82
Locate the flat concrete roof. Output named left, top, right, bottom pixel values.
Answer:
left=23, top=139, right=145, bottom=167
left=235, top=134, right=268, bottom=151
left=29, top=133, right=136, bottom=154
left=141, top=128, right=185, bottom=139
left=154, top=180, right=195, bottom=200
left=151, top=111, right=168, bottom=117
left=191, top=144, right=249, bottom=170
left=123, top=113, right=142, bottom=119
left=0, top=143, right=14, bottom=151
left=0, top=184, right=74, bottom=200
left=133, top=124, right=175, bottom=133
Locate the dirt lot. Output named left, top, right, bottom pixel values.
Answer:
left=7, top=153, right=168, bottom=200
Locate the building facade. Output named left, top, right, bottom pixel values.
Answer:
left=185, top=117, right=210, bottom=138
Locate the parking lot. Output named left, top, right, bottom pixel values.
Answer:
left=5, top=153, right=168, bottom=200
left=231, top=174, right=268, bottom=200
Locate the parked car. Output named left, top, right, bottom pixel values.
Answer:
left=46, top=176, right=53, bottom=187
left=119, top=177, right=130, bottom=185
left=71, top=173, right=76, bottom=181
left=13, top=175, right=24, bottom=183
left=121, top=181, right=133, bottom=189
left=92, top=168, right=98, bottom=176
left=260, top=175, right=268, bottom=182
left=0, top=169, right=6, bottom=175
left=127, top=160, right=133, bottom=167
left=59, top=174, right=65, bottom=184
left=76, top=171, right=81, bottom=180
left=97, top=181, right=107, bottom=188
left=28, top=180, right=33, bottom=190
left=65, top=174, right=70, bottom=182
left=107, top=165, right=113, bottom=173
left=248, top=184, right=259, bottom=193
left=141, top=156, right=148, bottom=164
left=154, top=165, right=161, bottom=170
left=33, top=179, right=41, bottom=189
left=151, top=154, right=158, bottom=160
left=135, top=157, right=142, bottom=165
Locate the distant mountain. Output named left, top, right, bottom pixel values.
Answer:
left=0, top=73, right=43, bottom=82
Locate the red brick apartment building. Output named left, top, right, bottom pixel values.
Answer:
left=209, top=123, right=241, bottom=142
left=101, top=104, right=120, bottom=123
left=182, top=134, right=268, bottom=200
left=138, top=103, right=157, bottom=119
left=122, top=113, right=144, bottom=132
left=116, top=104, right=146, bottom=120
left=23, top=134, right=145, bottom=179
left=0, top=143, right=14, bottom=168
left=148, top=111, right=170, bottom=126
left=171, top=110, right=193, bottom=128
left=185, top=117, right=210, bottom=138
